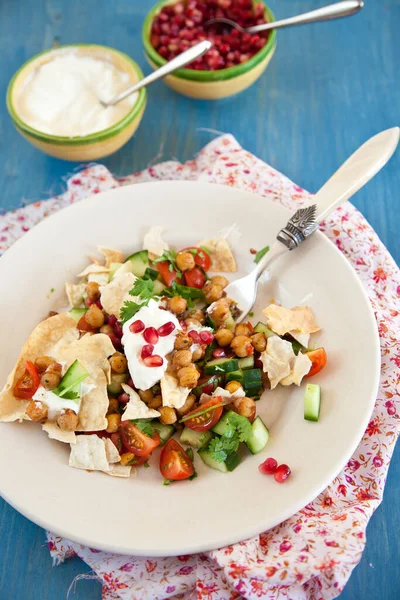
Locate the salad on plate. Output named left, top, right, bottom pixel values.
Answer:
left=0, top=228, right=327, bottom=484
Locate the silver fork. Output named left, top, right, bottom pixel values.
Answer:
left=225, top=128, right=400, bottom=323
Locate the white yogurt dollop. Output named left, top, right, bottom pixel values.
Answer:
left=33, top=381, right=95, bottom=420
left=122, top=299, right=180, bottom=391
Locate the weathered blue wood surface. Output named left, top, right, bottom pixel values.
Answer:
left=0, top=1, right=398, bottom=598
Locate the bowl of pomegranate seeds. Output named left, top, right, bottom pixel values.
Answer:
left=143, top=0, right=276, bottom=99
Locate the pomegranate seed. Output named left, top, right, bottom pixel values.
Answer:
left=114, top=320, right=123, bottom=338
left=127, top=377, right=134, bottom=388
left=213, top=348, right=226, bottom=359
left=274, top=464, right=291, bottom=483
left=259, top=457, right=278, bottom=475
left=143, top=327, right=159, bottom=344
left=200, top=330, right=214, bottom=344
left=141, top=344, right=154, bottom=359
left=158, top=321, right=176, bottom=336
left=129, top=319, right=145, bottom=334
left=188, top=330, right=201, bottom=344
left=143, top=355, right=164, bottom=368
left=117, top=392, right=130, bottom=405
left=179, top=320, right=188, bottom=330
left=108, top=315, right=117, bottom=327
left=254, top=358, right=263, bottom=369
left=202, top=383, right=215, bottom=395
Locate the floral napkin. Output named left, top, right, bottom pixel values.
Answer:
left=1, top=135, right=398, bottom=600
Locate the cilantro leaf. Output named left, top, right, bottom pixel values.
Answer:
left=189, top=470, right=198, bottom=481
left=163, top=281, right=205, bottom=307
left=60, top=390, right=80, bottom=400
left=185, top=447, right=194, bottom=461
left=163, top=477, right=175, bottom=486
left=129, top=278, right=154, bottom=300
left=143, top=462, right=150, bottom=468
left=225, top=412, right=253, bottom=442
left=208, top=436, right=239, bottom=463
left=254, top=244, right=270, bottom=264
left=153, top=249, right=177, bottom=264
left=133, top=419, right=155, bottom=436
left=120, top=299, right=149, bottom=324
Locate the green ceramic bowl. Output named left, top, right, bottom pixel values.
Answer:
left=6, top=44, right=147, bottom=161
left=142, top=0, right=276, bottom=99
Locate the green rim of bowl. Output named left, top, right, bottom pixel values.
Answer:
left=142, top=0, right=276, bottom=82
left=6, top=44, right=147, bottom=146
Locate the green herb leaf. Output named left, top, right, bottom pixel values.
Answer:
left=254, top=245, right=270, bottom=264
left=153, top=249, right=177, bottom=264
left=224, top=412, right=253, bottom=442
left=60, top=390, right=80, bottom=400
left=129, top=278, right=155, bottom=300
left=163, top=281, right=205, bottom=307
left=189, top=470, right=198, bottom=481
left=163, top=477, right=174, bottom=486
left=120, top=299, right=149, bottom=324
left=143, top=462, right=150, bottom=468
left=207, top=436, right=239, bottom=463
left=186, top=447, right=194, bottom=461
left=133, top=419, right=155, bottom=436
left=180, top=402, right=225, bottom=423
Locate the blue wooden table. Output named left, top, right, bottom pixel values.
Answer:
left=0, top=1, right=399, bottom=598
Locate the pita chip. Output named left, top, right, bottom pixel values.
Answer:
left=198, top=237, right=236, bottom=272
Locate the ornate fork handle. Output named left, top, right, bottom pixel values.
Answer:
left=276, top=205, right=318, bottom=250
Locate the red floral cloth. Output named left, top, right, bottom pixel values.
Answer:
left=1, top=135, right=398, bottom=600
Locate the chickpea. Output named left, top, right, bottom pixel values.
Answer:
left=109, top=352, right=128, bottom=374
left=177, top=365, right=200, bottom=388
left=57, top=409, right=79, bottom=431
left=106, top=413, right=121, bottom=433
left=148, top=394, right=162, bottom=409
left=203, top=282, right=224, bottom=304
left=188, top=309, right=205, bottom=324
left=225, top=380, right=243, bottom=394
left=41, top=366, right=62, bottom=390
left=120, top=452, right=136, bottom=466
left=251, top=332, right=267, bottom=353
left=209, top=299, right=231, bottom=325
left=174, top=331, right=193, bottom=350
left=46, top=311, right=58, bottom=319
left=86, top=281, right=101, bottom=301
left=192, top=346, right=204, bottom=362
left=185, top=317, right=202, bottom=328
left=158, top=406, right=177, bottom=425
left=100, top=324, right=114, bottom=336
left=107, top=398, right=120, bottom=415
left=230, top=335, right=254, bottom=358
left=26, top=400, right=48, bottom=422
left=85, top=304, right=105, bottom=329
left=215, top=328, right=234, bottom=347
left=235, top=323, right=253, bottom=337
left=34, top=356, right=55, bottom=373
left=138, top=389, right=154, bottom=403
left=177, top=393, right=196, bottom=416
left=167, top=296, right=187, bottom=315
left=172, top=349, right=193, bottom=368
left=176, top=251, right=195, bottom=271
left=210, top=275, right=229, bottom=289
left=232, top=396, right=256, bottom=423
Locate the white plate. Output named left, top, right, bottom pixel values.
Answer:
left=0, top=181, right=380, bottom=556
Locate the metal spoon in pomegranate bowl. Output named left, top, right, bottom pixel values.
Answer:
left=226, top=127, right=400, bottom=323
left=205, top=0, right=363, bottom=34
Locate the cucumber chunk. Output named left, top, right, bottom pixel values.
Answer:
left=225, top=370, right=244, bottom=384
left=152, top=422, right=175, bottom=446
left=53, top=360, right=89, bottom=399
left=245, top=416, right=269, bottom=454
left=211, top=410, right=236, bottom=436
left=153, top=280, right=166, bottom=295
left=198, top=448, right=241, bottom=472
left=253, top=322, right=275, bottom=337
left=238, top=356, right=254, bottom=370
left=225, top=451, right=241, bottom=471
left=108, top=262, right=125, bottom=280
left=144, top=267, right=159, bottom=281
left=304, top=383, right=321, bottom=422
left=107, top=373, right=129, bottom=395
left=242, top=369, right=262, bottom=395
left=124, top=250, right=149, bottom=278
left=180, top=427, right=212, bottom=449
left=204, top=357, right=239, bottom=375
left=68, top=308, right=87, bottom=322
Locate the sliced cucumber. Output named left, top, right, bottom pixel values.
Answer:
left=253, top=322, right=275, bottom=337
left=180, top=427, right=212, bottom=449
left=53, top=360, right=89, bottom=399
left=144, top=267, right=159, bottom=281
left=238, top=356, right=254, bottom=370
left=124, top=250, right=150, bottom=278
left=208, top=311, right=235, bottom=332
left=245, top=416, right=269, bottom=454
left=198, top=448, right=241, bottom=473
left=107, top=372, right=129, bottom=395
left=225, top=451, right=241, bottom=471
left=109, top=262, right=124, bottom=280
left=153, top=280, right=166, bottom=295
left=304, top=383, right=321, bottom=422
left=204, top=357, right=239, bottom=375
left=152, top=422, right=175, bottom=446
left=242, top=369, right=262, bottom=395
left=225, top=370, right=244, bottom=384
left=68, top=308, right=87, bottom=322
left=192, top=375, right=223, bottom=398
left=211, top=410, right=235, bottom=436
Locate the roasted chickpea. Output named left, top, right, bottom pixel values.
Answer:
left=120, top=452, right=136, bottom=466
left=107, top=398, right=120, bottom=415
left=185, top=317, right=202, bottom=328
left=109, top=352, right=128, bottom=374
left=86, top=281, right=101, bottom=301
left=41, top=367, right=61, bottom=390
left=46, top=310, right=58, bottom=319
left=167, top=296, right=188, bottom=315
left=231, top=335, right=254, bottom=358
left=177, top=365, right=200, bottom=388
left=34, top=356, right=55, bottom=373
left=210, top=275, right=229, bottom=289
left=232, top=396, right=256, bottom=423
left=174, top=331, right=193, bottom=350
left=100, top=324, right=114, bottom=336
left=215, top=328, right=234, bottom=347
left=138, top=389, right=154, bottom=403
left=208, top=299, right=231, bottom=325
left=158, top=406, right=177, bottom=425
left=176, top=393, right=196, bottom=416
left=251, top=332, right=267, bottom=352
left=26, top=400, right=48, bottom=422
left=225, top=380, right=243, bottom=394
left=106, top=413, right=121, bottom=433
left=148, top=394, right=162, bottom=409
left=85, top=304, right=105, bottom=328
left=203, top=282, right=224, bottom=304
left=235, top=323, right=253, bottom=337
left=57, top=409, right=79, bottom=431
left=172, top=349, right=193, bottom=368
left=176, top=251, right=195, bottom=271
left=187, top=309, right=205, bottom=324
left=192, top=346, right=204, bottom=362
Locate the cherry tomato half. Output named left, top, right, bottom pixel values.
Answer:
left=156, top=261, right=183, bottom=287
left=181, top=247, right=211, bottom=271
left=305, top=348, right=327, bottom=378
left=119, top=422, right=161, bottom=456
left=184, top=266, right=206, bottom=289
left=159, top=439, right=194, bottom=481
left=14, top=360, right=40, bottom=399
left=126, top=454, right=151, bottom=467
left=183, top=397, right=224, bottom=432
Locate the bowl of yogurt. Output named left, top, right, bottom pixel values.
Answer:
left=7, top=44, right=147, bottom=161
